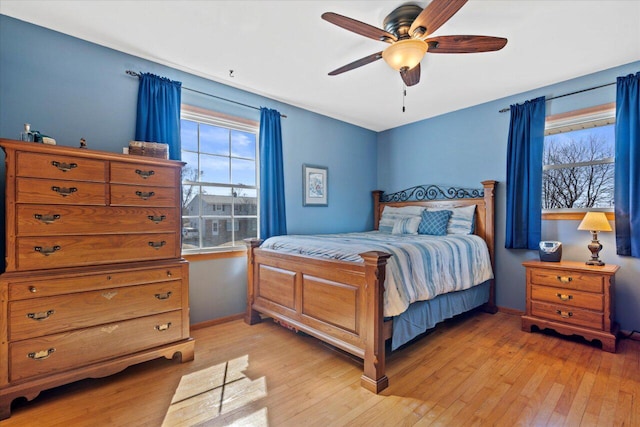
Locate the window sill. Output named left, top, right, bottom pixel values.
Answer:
left=542, top=212, right=615, bottom=220
left=183, top=247, right=247, bottom=262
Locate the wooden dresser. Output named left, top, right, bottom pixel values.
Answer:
left=521, top=260, right=619, bottom=352
left=0, top=139, right=195, bottom=419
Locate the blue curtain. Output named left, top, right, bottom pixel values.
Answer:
left=505, top=96, right=546, bottom=249
left=259, top=108, right=287, bottom=240
left=614, top=72, right=640, bottom=257
left=135, top=73, right=182, bottom=160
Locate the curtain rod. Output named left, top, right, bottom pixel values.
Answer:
left=125, top=70, right=287, bottom=118
left=498, top=81, right=616, bottom=113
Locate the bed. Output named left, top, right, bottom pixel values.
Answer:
left=245, top=180, right=496, bottom=393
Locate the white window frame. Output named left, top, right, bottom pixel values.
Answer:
left=542, top=103, right=615, bottom=217
left=180, top=104, right=259, bottom=253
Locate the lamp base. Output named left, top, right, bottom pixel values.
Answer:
left=586, top=237, right=604, bottom=266
left=585, top=259, right=605, bottom=266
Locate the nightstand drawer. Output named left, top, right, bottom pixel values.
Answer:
left=531, top=301, right=603, bottom=330
left=531, top=285, right=603, bottom=311
left=530, top=268, right=603, bottom=293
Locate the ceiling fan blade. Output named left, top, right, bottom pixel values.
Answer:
left=425, top=35, right=508, bottom=53
left=328, top=52, right=383, bottom=76
left=400, top=64, right=421, bottom=87
left=409, top=0, right=468, bottom=39
left=322, top=12, right=397, bottom=43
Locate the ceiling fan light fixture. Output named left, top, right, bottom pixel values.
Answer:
left=382, top=39, right=428, bottom=71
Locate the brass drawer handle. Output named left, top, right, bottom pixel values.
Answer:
left=34, top=213, right=61, bottom=224
left=29, top=286, right=37, bottom=293
left=147, top=215, right=166, bottom=223
left=148, top=241, right=166, bottom=250
left=556, top=293, right=573, bottom=301
left=155, top=322, right=172, bottom=331
left=136, top=191, right=155, bottom=200
left=155, top=291, right=172, bottom=300
left=51, top=186, right=77, bottom=197
left=51, top=160, right=77, bottom=172
left=556, top=275, right=573, bottom=284
left=28, top=348, right=56, bottom=360
left=556, top=310, right=573, bottom=318
left=27, top=309, right=55, bottom=321
left=135, top=169, right=155, bottom=179
left=34, top=245, right=61, bottom=256
left=102, top=291, right=118, bottom=300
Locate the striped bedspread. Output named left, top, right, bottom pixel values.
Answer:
left=260, top=231, right=494, bottom=317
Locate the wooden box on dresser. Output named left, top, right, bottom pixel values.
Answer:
left=521, top=260, right=619, bottom=352
left=0, top=138, right=195, bottom=419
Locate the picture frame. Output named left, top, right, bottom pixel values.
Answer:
left=303, top=164, right=328, bottom=206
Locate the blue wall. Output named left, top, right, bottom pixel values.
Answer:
left=378, top=61, right=640, bottom=333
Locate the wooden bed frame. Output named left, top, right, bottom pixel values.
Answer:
left=245, top=180, right=496, bottom=393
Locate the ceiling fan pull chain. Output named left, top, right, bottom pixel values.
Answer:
left=402, top=84, right=407, bottom=113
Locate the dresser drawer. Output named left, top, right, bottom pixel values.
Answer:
left=531, top=285, right=603, bottom=311
left=110, top=184, right=178, bottom=207
left=9, top=280, right=183, bottom=340
left=9, top=263, right=184, bottom=300
left=16, top=178, right=107, bottom=206
left=16, top=205, right=179, bottom=236
left=16, top=233, right=178, bottom=270
left=110, top=162, right=178, bottom=186
left=16, top=151, right=107, bottom=182
left=530, top=268, right=603, bottom=293
left=9, top=310, right=183, bottom=382
left=531, top=301, right=603, bottom=330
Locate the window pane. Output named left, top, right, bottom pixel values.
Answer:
left=200, top=124, right=229, bottom=156
left=231, top=130, right=256, bottom=159
left=181, top=152, right=199, bottom=181
left=544, top=125, right=615, bottom=166
left=543, top=163, right=615, bottom=209
left=200, top=186, right=233, bottom=217
left=231, top=158, right=256, bottom=186
left=235, top=218, right=258, bottom=241
left=234, top=188, right=257, bottom=215
left=182, top=183, right=199, bottom=214
left=199, top=154, right=230, bottom=183
left=180, top=120, right=198, bottom=152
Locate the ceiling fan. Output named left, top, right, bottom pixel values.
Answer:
left=322, top=0, right=508, bottom=86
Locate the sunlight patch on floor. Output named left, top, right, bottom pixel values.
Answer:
left=162, top=355, right=268, bottom=426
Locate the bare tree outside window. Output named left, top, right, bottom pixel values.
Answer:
left=542, top=124, right=615, bottom=210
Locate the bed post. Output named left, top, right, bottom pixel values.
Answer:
left=245, top=239, right=263, bottom=325
left=360, top=250, right=392, bottom=393
left=481, top=180, right=498, bottom=313
left=372, top=190, right=383, bottom=230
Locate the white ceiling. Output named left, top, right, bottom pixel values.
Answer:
left=1, top=1, right=639, bottom=132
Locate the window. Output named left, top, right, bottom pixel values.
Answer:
left=542, top=103, right=615, bottom=217
left=180, top=105, right=259, bottom=253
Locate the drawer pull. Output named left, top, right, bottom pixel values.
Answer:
left=34, top=213, right=61, bottom=224
left=101, top=325, right=119, bottom=334
left=28, top=348, right=55, bottom=360
left=147, top=215, right=166, bottom=223
left=34, top=245, right=61, bottom=256
left=556, top=310, right=573, bottom=318
left=155, top=291, right=172, bottom=300
left=27, top=309, right=55, bottom=321
left=51, top=186, right=77, bottom=197
left=556, top=275, right=573, bottom=284
left=167, top=271, right=172, bottom=278
left=155, top=322, right=172, bottom=332
left=556, top=293, right=573, bottom=301
left=29, top=286, right=37, bottom=293
left=136, top=191, right=155, bottom=200
left=135, top=169, right=155, bottom=179
left=148, top=241, right=166, bottom=250
left=51, top=161, right=77, bottom=172
left=102, top=291, right=118, bottom=300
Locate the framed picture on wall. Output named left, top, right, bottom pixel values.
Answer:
left=303, top=164, right=328, bottom=206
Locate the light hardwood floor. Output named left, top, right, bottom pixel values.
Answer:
left=3, top=311, right=639, bottom=426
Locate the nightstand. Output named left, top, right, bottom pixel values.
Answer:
left=521, top=260, right=619, bottom=352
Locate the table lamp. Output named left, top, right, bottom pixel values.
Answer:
left=577, top=212, right=612, bottom=266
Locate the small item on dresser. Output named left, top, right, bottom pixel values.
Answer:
left=20, top=123, right=33, bottom=142
left=80, top=138, right=87, bottom=149
left=31, top=131, right=56, bottom=145
left=128, top=141, right=169, bottom=159
left=539, top=241, right=562, bottom=262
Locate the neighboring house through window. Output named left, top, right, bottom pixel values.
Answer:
left=180, top=105, right=259, bottom=252
left=543, top=103, right=615, bottom=218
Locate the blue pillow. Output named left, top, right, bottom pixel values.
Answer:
left=418, top=209, right=453, bottom=235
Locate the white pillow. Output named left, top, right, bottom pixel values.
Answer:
left=379, top=206, right=425, bottom=233
left=391, top=216, right=421, bottom=235
left=428, top=205, right=476, bottom=234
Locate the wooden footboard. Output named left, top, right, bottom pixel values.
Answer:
left=245, top=239, right=392, bottom=392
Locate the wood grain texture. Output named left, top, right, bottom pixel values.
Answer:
left=3, top=312, right=639, bottom=426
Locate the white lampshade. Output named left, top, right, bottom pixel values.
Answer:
left=577, top=212, right=612, bottom=232
left=382, top=39, right=428, bottom=71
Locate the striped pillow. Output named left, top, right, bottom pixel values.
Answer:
left=378, top=206, right=425, bottom=233
left=391, top=216, right=421, bottom=235
left=428, top=205, right=476, bottom=234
